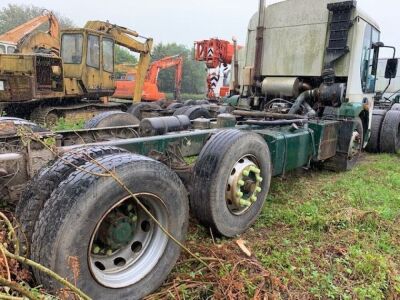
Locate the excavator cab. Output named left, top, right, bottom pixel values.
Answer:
left=0, top=42, right=16, bottom=54
left=60, top=28, right=115, bottom=99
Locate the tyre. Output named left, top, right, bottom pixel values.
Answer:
left=195, top=100, right=210, bottom=105
left=167, top=102, right=184, bottom=110
left=16, top=146, right=127, bottom=255
left=155, top=100, right=167, bottom=108
left=380, top=110, right=400, bottom=153
left=184, top=100, right=197, bottom=106
left=172, top=106, right=191, bottom=116
left=324, top=117, right=363, bottom=172
left=127, top=103, right=161, bottom=120
left=391, top=103, right=400, bottom=111
left=365, top=109, right=386, bottom=153
left=84, top=111, right=140, bottom=129
left=191, top=129, right=272, bottom=237
left=181, top=105, right=212, bottom=120
left=31, top=153, right=189, bottom=299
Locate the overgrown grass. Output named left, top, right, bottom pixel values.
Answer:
left=165, top=93, right=206, bottom=101
left=159, top=154, right=400, bottom=299
left=53, top=118, right=85, bottom=131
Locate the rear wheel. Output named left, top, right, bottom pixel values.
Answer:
left=127, top=103, right=161, bottom=120
left=167, top=102, right=184, bottom=110
left=380, top=110, right=400, bottom=153
left=16, top=146, right=127, bottom=255
left=31, top=153, right=188, bottom=299
left=324, top=117, right=363, bottom=172
left=191, top=129, right=271, bottom=237
left=365, top=109, right=386, bottom=153
left=391, top=103, right=400, bottom=111
left=173, top=105, right=211, bottom=120
left=183, top=106, right=212, bottom=120
left=84, top=111, right=139, bottom=129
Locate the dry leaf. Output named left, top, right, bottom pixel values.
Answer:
left=236, top=239, right=252, bottom=257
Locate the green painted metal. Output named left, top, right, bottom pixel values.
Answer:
left=223, top=95, right=240, bottom=106
left=338, top=102, right=364, bottom=118
left=62, top=122, right=339, bottom=178
left=254, top=126, right=314, bottom=176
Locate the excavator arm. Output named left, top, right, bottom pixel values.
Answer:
left=0, top=10, right=59, bottom=53
left=147, top=55, right=183, bottom=100
left=84, top=21, right=153, bottom=102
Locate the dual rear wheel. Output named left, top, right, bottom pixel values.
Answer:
left=17, top=129, right=272, bottom=298
left=18, top=149, right=189, bottom=299
left=366, top=108, right=400, bottom=153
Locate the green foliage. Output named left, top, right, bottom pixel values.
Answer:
left=164, top=93, right=205, bottom=101
left=151, top=43, right=206, bottom=95
left=115, top=45, right=138, bottom=65
left=0, top=4, right=73, bottom=34
left=166, top=154, right=400, bottom=299
left=53, top=118, right=85, bottom=131
left=251, top=154, right=400, bottom=299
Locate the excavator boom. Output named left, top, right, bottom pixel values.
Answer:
left=0, top=11, right=59, bottom=48
left=84, top=21, right=153, bottom=102
left=114, top=55, right=183, bottom=101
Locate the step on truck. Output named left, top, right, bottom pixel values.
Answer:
left=0, top=0, right=399, bottom=299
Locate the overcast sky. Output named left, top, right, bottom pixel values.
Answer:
left=2, top=0, right=399, bottom=51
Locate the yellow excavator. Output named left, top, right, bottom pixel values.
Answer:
left=0, top=21, right=153, bottom=125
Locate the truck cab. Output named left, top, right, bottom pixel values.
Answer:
left=233, top=0, right=396, bottom=146
left=60, top=28, right=116, bottom=99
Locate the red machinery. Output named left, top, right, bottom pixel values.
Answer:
left=113, top=55, right=183, bottom=101
left=194, top=38, right=238, bottom=99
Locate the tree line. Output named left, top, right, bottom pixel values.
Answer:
left=0, top=4, right=206, bottom=95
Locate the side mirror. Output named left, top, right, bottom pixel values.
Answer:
left=385, top=58, right=398, bottom=79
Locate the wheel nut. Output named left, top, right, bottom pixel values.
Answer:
left=243, top=170, right=250, bottom=176
left=250, top=195, right=257, bottom=202
left=256, top=175, right=263, bottom=182
left=238, top=180, right=245, bottom=186
left=240, top=199, right=252, bottom=207
left=93, top=245, right=100, bottom=254
left=106, top=249, right=113, bottom=256
left=251, top=166, right=261, bottom=174
left=255, top=187, right=262, bottom=193
left=236, top=191, right=243, bottom=197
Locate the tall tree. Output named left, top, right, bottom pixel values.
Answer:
left=115, top=46, right=138, bottom=65
left=0, top=4, right=73, bottom=34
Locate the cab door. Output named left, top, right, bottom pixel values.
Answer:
left=100, top=37, right=115, bottom=93
left=85, top=33, right=102, bottom=95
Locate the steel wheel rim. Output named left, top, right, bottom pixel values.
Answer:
left=349, top=129, right=362, bottom=159
left=88, top=193, right=168, bottom=288
left=225, top=155, right=263, bottom=215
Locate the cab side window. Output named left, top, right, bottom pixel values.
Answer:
left=61, top=34, right=83, bottom=64
left=102, top=38, right=114, bottom=73
left=87, top=35, right=100, bottom=68
left=360, top=24, right=380, bottom=93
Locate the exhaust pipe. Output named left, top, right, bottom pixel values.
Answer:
left=253, top=0, right=266, bottom=85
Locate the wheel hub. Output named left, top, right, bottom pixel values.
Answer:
left=109, top=217, right=134, bottom=246
left=349, top=130, right=362, bottom=159
left=226, top=157, right=263, bottom=215
left=89, top=194, right=169, bottom=288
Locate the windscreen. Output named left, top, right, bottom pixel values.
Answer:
left=61, top=33, right=83, bottom=64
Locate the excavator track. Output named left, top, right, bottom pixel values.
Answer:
left=30, top=102, right=126, bottom=127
